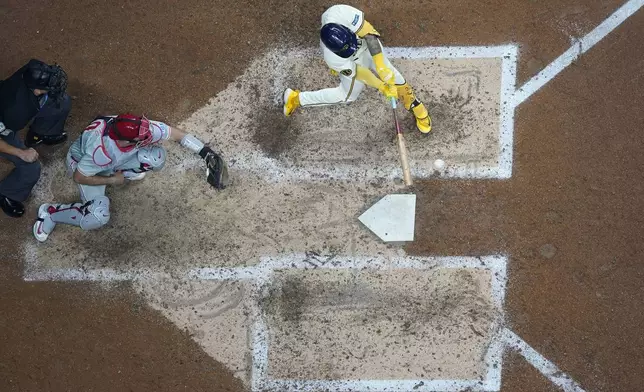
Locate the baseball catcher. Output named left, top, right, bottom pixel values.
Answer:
left=32, top=114, right=228, bottom=242
left=283, top=4, right=432, bottom=134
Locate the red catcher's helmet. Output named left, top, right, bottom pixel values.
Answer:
left=108, top=114, right=153, bottom=147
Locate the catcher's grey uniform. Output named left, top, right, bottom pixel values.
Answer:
left=32, top=114, right=230, bottom=242
left=37, top=117, right=169, bottom=233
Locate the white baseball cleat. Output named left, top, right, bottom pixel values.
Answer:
left=33, top=204, right=55, bottom=242
left=123, top=171, right=147, bottom=181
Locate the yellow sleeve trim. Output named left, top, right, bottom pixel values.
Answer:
left=355, top=65, right=384, bottom=89
left=356, top=20, right=380, bottom=38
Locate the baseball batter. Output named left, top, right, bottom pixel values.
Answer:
left=32, top=114, right=228, bottom=242
left=283, top=4, right=432, bottom=134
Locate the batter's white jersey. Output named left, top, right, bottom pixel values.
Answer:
left=68, top=117, right=170, bottom=178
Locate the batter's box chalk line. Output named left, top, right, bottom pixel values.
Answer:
left=188, top=254, right=582, bottom=392
left=249, top=44, right=518, bottom=182
left=23, top=245, right=585, bottom=390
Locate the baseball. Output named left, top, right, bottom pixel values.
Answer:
left=433, top=159, right=445, bottom=170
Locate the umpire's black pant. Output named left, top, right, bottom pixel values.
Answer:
left=30, top=93, right=71, bottom=137
left=0, top=131, right=41, bottom=202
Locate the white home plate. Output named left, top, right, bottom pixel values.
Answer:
left=359, top=194, right=416, bottom=242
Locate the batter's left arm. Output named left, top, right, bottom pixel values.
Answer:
left=358, top=21, right=394, bottom=85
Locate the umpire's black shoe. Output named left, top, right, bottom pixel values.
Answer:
left=24, top=131, right=43, bottom=147
left=42, top=132, right=68, bottom=146
left=0, top=195, right=25, bottom=218
left=25, top=131, right=67, bottom=148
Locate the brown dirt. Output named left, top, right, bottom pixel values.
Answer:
left=251, top=108, right=300, bottom=158
left=502, top=350, right=559, bottom=392
left=1, top=0, right=642, bottom=391
left=0, top=279, right=245, bottom=392
left=408, top=7, right=644, bottom=392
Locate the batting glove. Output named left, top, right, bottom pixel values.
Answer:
left=379, top=83, right=398, bottom=99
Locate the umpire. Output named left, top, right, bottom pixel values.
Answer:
left=0, top=59, right=71, bottom=218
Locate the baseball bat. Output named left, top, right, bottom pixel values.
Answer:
left=390, top=97, right=413, bottom=186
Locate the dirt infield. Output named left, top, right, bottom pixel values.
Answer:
left=1, top=0, right=643, bottom=391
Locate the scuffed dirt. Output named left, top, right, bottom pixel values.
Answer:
left=251, top=107, right=300, bottom=158
left=262, top=268, right=499, bottom=380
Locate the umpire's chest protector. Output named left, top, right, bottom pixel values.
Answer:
left=0, top=67, right=40, bottom=131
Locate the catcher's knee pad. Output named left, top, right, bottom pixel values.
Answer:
left=138, top=146, right=166, bottom=172
left=396, top=83, right=416, bottom=110
left=80, top=196, right=110, bottom=230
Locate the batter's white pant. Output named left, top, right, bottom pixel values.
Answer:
left=298, top=50, right=405, bottom=107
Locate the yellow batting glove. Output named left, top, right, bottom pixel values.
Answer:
left=329, top=69, right=339, bottom=76
left=373, top=53, right=394, bottom=85
left=378, top=83, right=398, bottom=99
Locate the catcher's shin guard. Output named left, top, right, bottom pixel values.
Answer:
left=397, top=83, right=431, bottom=134
left=48, top=196, right=111, bottom=230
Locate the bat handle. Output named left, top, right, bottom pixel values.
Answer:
left=390, top=97, right=397, bottom=109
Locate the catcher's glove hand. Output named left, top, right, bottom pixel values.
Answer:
left=198, top=146, right=230, bottom=190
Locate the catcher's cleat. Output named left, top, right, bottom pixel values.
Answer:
left=283, top=88, right=300, bottom=116
left=122, top=171, right=147, bottom=181
left=33, top=204, right=56, bottom=242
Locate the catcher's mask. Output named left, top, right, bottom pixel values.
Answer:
left=23, top=59, right=68, bottom=104
left=108, top=114, right=153, bottom=148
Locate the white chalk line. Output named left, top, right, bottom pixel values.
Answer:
left=190, top=254, right=507, bottom=279
left=250, top=277, right=271, bottom=392
left=498, top=46, right=518, bottom=179
left=385, top=45, right=517, bottom=60
left=513, top=0, right=644, bottom=106
left=503, top=329, right=586, bottom=392
left=287, top=45, right=516, bottom=61
left=261, top=379, right=493, bottom=392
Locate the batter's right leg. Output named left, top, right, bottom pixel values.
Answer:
left=283, top=75, right=365, bottom=116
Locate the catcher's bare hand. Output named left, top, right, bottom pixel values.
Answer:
left=109, top=172, right=127, bottom=185
left=198, top=146, right=230, bottom=190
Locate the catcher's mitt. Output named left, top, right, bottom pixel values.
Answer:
left=199, top=147, right=230, bottom=190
